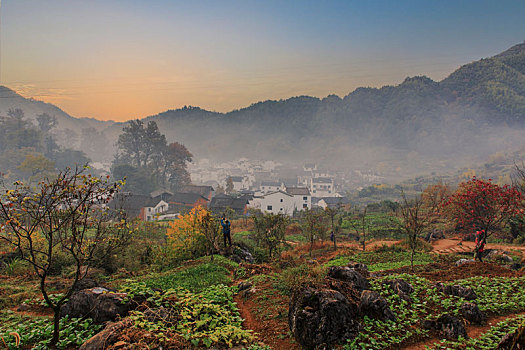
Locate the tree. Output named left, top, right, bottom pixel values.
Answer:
left=301, top=208, right=328, bottom=256
left=0, top=167, right=130, bottom=346
left=397, top=190, right=435, bottom=271
left=226, top=177, right=234, bottom=193
left=444, top=177, right=523, bottom=258
left=252, top=211, right=288, bottom=259
left=350, top=206, right=371, bottom=251
left=324, top=206, right=342, bottom=250
left=17, top=153, right=56, bottom=185
left=114, top=120, right=192, bottom=192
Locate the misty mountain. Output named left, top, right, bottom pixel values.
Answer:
left=2, top=43, right=525, bottom=179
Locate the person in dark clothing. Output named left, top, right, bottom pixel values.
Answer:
left=221, top=217, right=232, bottom=248
left=474, top=230, right=486, bottom=262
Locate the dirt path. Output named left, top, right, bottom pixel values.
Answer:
left=432, top=238, right=525, bottom=256
left=404, top=311, right=525, bottom=350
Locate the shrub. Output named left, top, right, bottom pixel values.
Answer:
left=276, top=264, right=326, bottom=294
left=3, top=258, right=33, bottom=277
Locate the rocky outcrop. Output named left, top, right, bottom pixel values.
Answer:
left=455, top=258, right=475, bottom=267
left=382, top=278, right=414, bottom=301
left=497, top=324, right=525, bottom=349
left=327, top=266, right=370, bottom=291
left=359, top=290, right=396, bottom=321
left=61, top=287, right=136, bottom=324
left=460, top=302, right=485, bottom=324
left=422, top=314, right=467, bottom=340
left=435, top=282, right=477, bottom=300
left=288, top=286, right=360, bottom=349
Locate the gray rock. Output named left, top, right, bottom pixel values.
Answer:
left=422, top=314, right=467, bottom=340
left=288, top=286, right=360, bottom=349
left=237, top=281, right=253, bottom=292
left=61, top=287, right=135, bottom=324
left=509, top=263, right=523, bottom=271
left=382, top=279, right=414, bottom=301
left=460, top=302, right=485, bottom=324
left=455, top=258, right=475, bottom=267
left=359, top=290, right=396, bottom=322
left=327, top=266, right=370, bottom=291
left=435, top=282, right=477, bottom=300
left=17, top=303, right=30, bottom=312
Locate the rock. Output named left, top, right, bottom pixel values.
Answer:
left=239, top=287, right=256, bottom=299
left=288, top=286, right=360, bottom=349
left=230, top=254, right=242, bottom=263
left=359, top=290, right=396, bottom=321
left=73, top=277, right=100, bottom=292
left=327, top=266, right=370, bottom=291
left=435, top=282, right=477, bottom=300
left=347, top=263, right=369, bottom=277
left=497, top=325, right=525, bottom=349
left=17, top=303, right=30, bottom=312
left=80, top=320, right=129, bottom=350
left=61, top=287, right=135, bottom=324
left=237, top=281, right=253, bottom=292
left=382, top=279, right=414, bottom=301
left=422, top=314, right=467, bottom=340
left=460, top=302, right=485, bottom=324
left=501, top=254, right=513, bottom=263
left=234, top=246, right=254, bottom=263
left=455, top=258, right=475, bottom=267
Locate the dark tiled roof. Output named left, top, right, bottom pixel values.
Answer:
left=150, top=189, right=173, bottom=198
left=108, top=193, right=151, bottom=218
left=261, top=181, right=281, bottom=187
left=321, top=197, right=350, bottom=205
left=210, top=195, right=248, bottom=211
left=230, top=176, right=243, bottom=182
left=180, top=185, right=214, bottom=197
left=312, top=177, right=333, bottom=184
left=286, top=187, right=310, bottom=196
left=168, top=192, right=209, bottom=205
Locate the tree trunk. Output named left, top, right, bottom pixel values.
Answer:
left=410, top=236, right=415, bottom=272
left=51, top=307, right=61, bottom=348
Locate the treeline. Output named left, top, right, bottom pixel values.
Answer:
left=0, top=108, right=89, bottom=184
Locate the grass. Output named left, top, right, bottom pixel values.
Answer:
left=324, top=250, right=435, bottom=271
left=142, top=262, right=232, bottom=292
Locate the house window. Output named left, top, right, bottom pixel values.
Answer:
left=148, top=208, right=151, bottom=212
left=303, top=204, right=308, bottom=208
left=303, top=196, right=307, bottom=201
left=267, top=205, right=272, bottom=211
left=280, top=208, right=283, bottom=211
left=280, top=199, right=283, bottom=202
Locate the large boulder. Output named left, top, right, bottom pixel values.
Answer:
left=422, top=314, right=467, bottom=340
left=460, top=302, right=485, bottom=324
left=435, top=282, right=477, bottom=300
left=359, top=290, right=396, bottom=322
left=327, top=266, right=370, bottom=291
left=288, top=286, right=360, bottom=349
left=61, top=287, right=136, bottom=324
left=382, top=279, right=414, bottom=302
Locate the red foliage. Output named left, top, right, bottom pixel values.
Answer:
left=444, top=177, right=523, bottom=238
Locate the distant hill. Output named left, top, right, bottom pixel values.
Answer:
left=2, top=42, right=525, bottom=178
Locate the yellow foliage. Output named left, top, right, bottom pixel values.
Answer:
left=166, top=206, right=210, bottom=258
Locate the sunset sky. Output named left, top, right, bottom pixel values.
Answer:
left=1, top=0, right=524, bottom=121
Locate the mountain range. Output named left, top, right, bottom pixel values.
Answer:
left=1, top=42, right=525, bottom=179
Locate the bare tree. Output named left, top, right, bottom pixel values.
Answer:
left=350, top=206, right=371, bottom=251
left=324, top=206, right=342, bottom=250
left=301, top=208, right=328, bottom=256
left=0, top=167, right=131, bottom=346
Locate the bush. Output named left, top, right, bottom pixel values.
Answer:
left=3, top=258, right=33, bottom=277
left=275, top=264, right=326, bottom=294
left=374, top=243, right=407, bottom=253
left=396, top=237, right=433, bottom=252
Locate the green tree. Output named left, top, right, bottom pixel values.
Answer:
left=253, top=211, right=288, bottom=259
left=301, top=208, right=328, bottom=256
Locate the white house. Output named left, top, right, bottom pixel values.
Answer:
left=286, top=187, right=311, bottom=211
left=317, top=197, right=350, bottom=209
left=310, top=177, right=335, bottom=197
left=249, top=190, right=295, bottom=215
left=143, top=199, right=169, bottom=221
left=249, top=188, right=311, bottom=216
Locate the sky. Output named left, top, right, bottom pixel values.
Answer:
left=1, top=0, right=524, bottom=121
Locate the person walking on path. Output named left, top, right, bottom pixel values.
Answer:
left=221, top=216, right=232, bottom=249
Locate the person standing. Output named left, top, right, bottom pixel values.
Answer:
left=221, top=216, right=232, bottom=248
left=474, top=229, right=486, bottom=262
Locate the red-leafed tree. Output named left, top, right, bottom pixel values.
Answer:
left=444, top=177, right=523, bottom=256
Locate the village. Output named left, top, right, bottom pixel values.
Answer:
left=113, top=159, right=386, bottom=221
